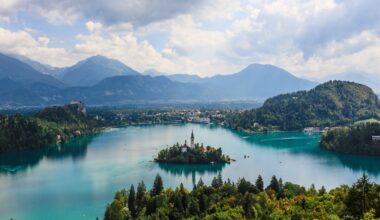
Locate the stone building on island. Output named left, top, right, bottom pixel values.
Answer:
left=180, top=131, right=196, bottom=153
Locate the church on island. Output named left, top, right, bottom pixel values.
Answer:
left=180, top=130, right=195, bottom=153
left=154, top=130, right=232, bottom=164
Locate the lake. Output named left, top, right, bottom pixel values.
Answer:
left=1, top=123, right=380, bottom=220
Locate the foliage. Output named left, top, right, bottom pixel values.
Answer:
left=355, top=118, right=380, bottom=125
left=155, top=143, right=232, bottom=164
left=321, top=123, right=380, bottom=156
left=225, top=81, right=380, bottom=131
left=0, top=104, right=101, bottom=153
left=104, top=174, right=380, bottom=220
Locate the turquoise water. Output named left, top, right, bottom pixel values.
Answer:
left=1, top=123, right=380, bottom=220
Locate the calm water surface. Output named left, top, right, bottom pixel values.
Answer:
left=1, top=123, right=380, bottom=220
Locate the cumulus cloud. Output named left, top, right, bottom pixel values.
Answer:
left=85, top=21, right=103, bottom=33
left=296, top=0, right=380, bottom=57
left=73, top=30, right=177, bottom=72
left=0, top=0, right=23, bottom=22
left=1, top=0, right=380, bottom=80
left=3, top=0, right=205, bottom=26
left=0, top=27, right=75, bottom=66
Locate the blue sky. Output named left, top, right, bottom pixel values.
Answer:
left=0, top=0, right=380, bottom=80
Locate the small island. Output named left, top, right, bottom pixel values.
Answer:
left=155, top=131, right=232, bottom=164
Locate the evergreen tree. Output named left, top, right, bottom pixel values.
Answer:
left=238, top=178, right=251, bottom=194
left=151, top=174, right=164, bottom=196
left=189, top=198, right=200, bottom=214
left=211, top=173, right=223, bottom=188
left=267, top=175, right=280, bottom=195
left=174, top=191, right=184, bottom=213
left=128, top=184, right=136, bottom=217
left=345, top=174, right=374, bottom=217
left=255, top=175, right=264, bottom=192
left=278, top=178, right=284, bottom=197
left=197, top=178, right=204, bottom=188
left=211, top=176, right=219, bottom=188
left=199, top=194, right=208, bottom=212
left=319, top=186, right=326, bottom=196
left=242, top=193, right=255, bottom=218
left=136, top=181, right=146, bottom=211
left=217, top=173, right=223, bottom=186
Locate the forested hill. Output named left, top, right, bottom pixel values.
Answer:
left=226, top=81, right=380, bottom=131
left=321, top=123, right=380, bottom=156
left=0, top=103, right=101, bottom=153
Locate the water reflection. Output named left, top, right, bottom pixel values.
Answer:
left=230, top=129, right=380, bottom=176
left=158, top=163, right=225, bottom=185
left=0, top=135, right=95, bottom=174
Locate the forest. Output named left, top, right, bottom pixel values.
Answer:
left=0, top=103, right=101, bottom=153
left=104, top=173, right=380, bottom=220
left=225, top=81, right=380, bottom=131
left=320, top=123, right=380, bottom=156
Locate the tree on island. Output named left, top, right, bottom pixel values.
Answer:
left=155, top=132, right=232, bottom=164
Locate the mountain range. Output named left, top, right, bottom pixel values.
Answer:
left=0, top=53, right=319, bottom=106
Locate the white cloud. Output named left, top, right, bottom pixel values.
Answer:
left=1, top=0, right=380, bottom=80
left=3, top=0, right=205, bottom=26
left=0, top=0, right=23, bottom=22
left=85, top=21, right=103, bottom=33
left=0, top=27, right=74, bottom=67
left=73, top=31, right=177, bottom=73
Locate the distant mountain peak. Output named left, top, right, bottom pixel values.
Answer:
left=241, top=63, right=289, bottom=75
left=0, top=53, right=65, bottom=88
left=60, top=55, right=140, bottom=86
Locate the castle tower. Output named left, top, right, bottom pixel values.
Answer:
left=191, top=130, right=195, bottom=148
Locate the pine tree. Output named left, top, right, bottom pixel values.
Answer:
left=345, top=173, right=374, bottom=217
left=128, top=184, right=136, bottom=217
left=189, top=198, right=200, bottom=214
left=136, top=181, right=146, bottom=211
left=211, top=173, right=223, bottom=188
left=319, top=186, right=326, bottom=196
left=242, top=193, right=255, bottom=218
left=255, top=175, right=264, bottom=192
left=199, top=194, right=208, bottom=212
left=217, top=173, right=223, bottom=186
left=267, top=175, right=280, bottom=194
left=211, top=176, right=219, bottom=188
left=151, top=174, right=164, bottom=196
left=197, top=178, right=204, bottom=188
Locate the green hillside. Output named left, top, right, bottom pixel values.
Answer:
left=226, top=81, right=380, bottom=131
left=321, top=123, right=380, bottom=156
left=0, top=103, right=101, bottom=153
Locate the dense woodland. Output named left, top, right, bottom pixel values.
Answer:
left=104, top=173, right=380, bottom=220
left=0, top=104, right=101, bottom=153
left=225, top=81, right=380, bottom=131
left=155, top=144, right=231, bottom=164
left=321, top=123, right=380, bottom=156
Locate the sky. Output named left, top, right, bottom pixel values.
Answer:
left=0, top=0, right=380, bottom=79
